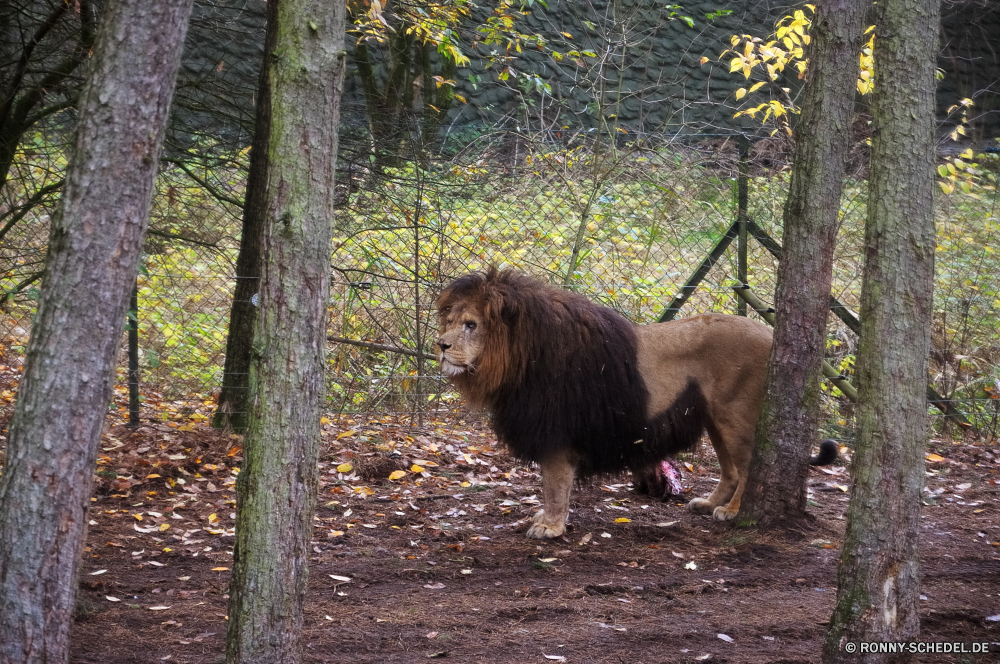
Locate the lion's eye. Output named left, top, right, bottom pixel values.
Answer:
left=464, top=321, right=477, bottom=331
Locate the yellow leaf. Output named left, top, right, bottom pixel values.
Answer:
left=926, top=453, right=944, bottom=462
left=615, top=517, right=631, bottom=523
left=388, top=470, right=407, bottom=481
left=321, top=417, right=331, bottom=425
left=337, top=462, right=354, bottom=473
left=134, top=514, right=143, bottom=521
left=146, top=473, right=161, bottom=479
left=159, top=523, right=170, bottom=532
left=699, top=56, right=709, bottom=65
left=411, top=464, right=425, bottom=473
left=208, top=513, right=218, bottom=523
left=749, top=81, right=766, bottom=93
left=337, top=430, right=356, bottom=440
left=211, top=567, right=230, bottom=572
left=735, top=87, right=747, bottom=100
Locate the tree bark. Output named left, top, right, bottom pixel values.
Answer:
left=224, top=0, right=345, bottom=661
left=737, top=0, right=867, bottom=528
left=212, top=0, right=277, bottom=433
left=0, top=0, right=193, bottom=661
left=822, top=0, right=940, bottom=661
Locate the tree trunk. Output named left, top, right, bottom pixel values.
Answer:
left=736, top=0, right=867, bottom=527
left=224, top=0, right=345, bottom=661
left=0, top=0, right=192, bottom=661
left=212, top=0, right=277, bottom=433
left=822, top=0, right=939, bottom=660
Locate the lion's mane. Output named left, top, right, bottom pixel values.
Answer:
left=437, top=269, right=706, bottom=477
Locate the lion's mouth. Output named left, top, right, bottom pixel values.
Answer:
left=439, top=356, right=471, bottom=377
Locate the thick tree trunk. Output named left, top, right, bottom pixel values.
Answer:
left=0, top=1, right=192, bottom=661
left=822, top=0, right=940, bottom=661
left=736, top=0, right=867, bottom=527
left=212, top=0, right=276, bottom=433
left=224, top=0, right=345, bottom=662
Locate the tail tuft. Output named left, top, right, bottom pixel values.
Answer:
left=809, top=439, right=838, bottom=466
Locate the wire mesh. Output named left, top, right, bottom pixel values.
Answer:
left=1, top=128, right=998, bottom=443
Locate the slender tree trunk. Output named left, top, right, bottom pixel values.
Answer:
left=737, top=0, right=867, bottom=527
left=0, top=1, right=192, bottom=661
left=224, top=0, right=345, bottom=661
left=822, top=0, right=939, bottom=660
left=212, top=0, right=277, bottom=433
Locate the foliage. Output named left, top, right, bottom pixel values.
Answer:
left=2, top=133, right=998, bottom=439
left=719, top=5, right=875, bottom=135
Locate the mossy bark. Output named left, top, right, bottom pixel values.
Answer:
left=738, top=0, right=867, bottom=528
left=0, top=0, right=192, bottom=661
left=223, top=0, right=345, bottom=662
left=822, top=0, right=939, bottom=661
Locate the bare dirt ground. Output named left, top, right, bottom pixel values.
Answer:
left=48, top=408, right=1000, bottom=664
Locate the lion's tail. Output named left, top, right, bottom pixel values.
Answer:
left=809, top=439, right=838, bottom=466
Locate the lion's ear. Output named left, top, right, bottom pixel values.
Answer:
left=478, top=281, right=512, bottom=327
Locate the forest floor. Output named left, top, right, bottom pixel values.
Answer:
left=45, top=405, right=998, bottom=664
left=0, top=369, right=997, bottom=664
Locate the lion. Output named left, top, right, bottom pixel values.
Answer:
left=436, top=268, right=836, bottom=539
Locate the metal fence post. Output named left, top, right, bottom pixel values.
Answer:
left=128, top=276, right=140, bottom=427
left=737, top=134, right=750, bottom=316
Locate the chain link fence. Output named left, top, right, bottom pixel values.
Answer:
left=1, top=127, right=998, bottom=442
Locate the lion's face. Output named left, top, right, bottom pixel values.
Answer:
left=436, top=299, right=486, bottom=377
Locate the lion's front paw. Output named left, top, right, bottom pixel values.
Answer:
left=712, top=504, right=738, bottom=521
left=687, top=497, right=713, bottom=515
left=525, top=510, right=566, bottom=539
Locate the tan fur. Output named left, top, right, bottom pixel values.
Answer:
left=439, top=280, right=773, bottom=534
left=636, top=315, right=772, bottom=521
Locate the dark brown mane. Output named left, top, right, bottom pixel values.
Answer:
left=438, top=269, right=706, bottom=477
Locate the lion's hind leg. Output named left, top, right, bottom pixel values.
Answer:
left=526, top=450, right=575, bottom=539
left=687, top=424, right=748, bottom=521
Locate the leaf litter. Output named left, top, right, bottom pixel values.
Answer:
left=15, top=409, right=995, bottom=663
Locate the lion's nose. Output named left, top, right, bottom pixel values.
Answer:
left=437, top=339, right=450, bottom=351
